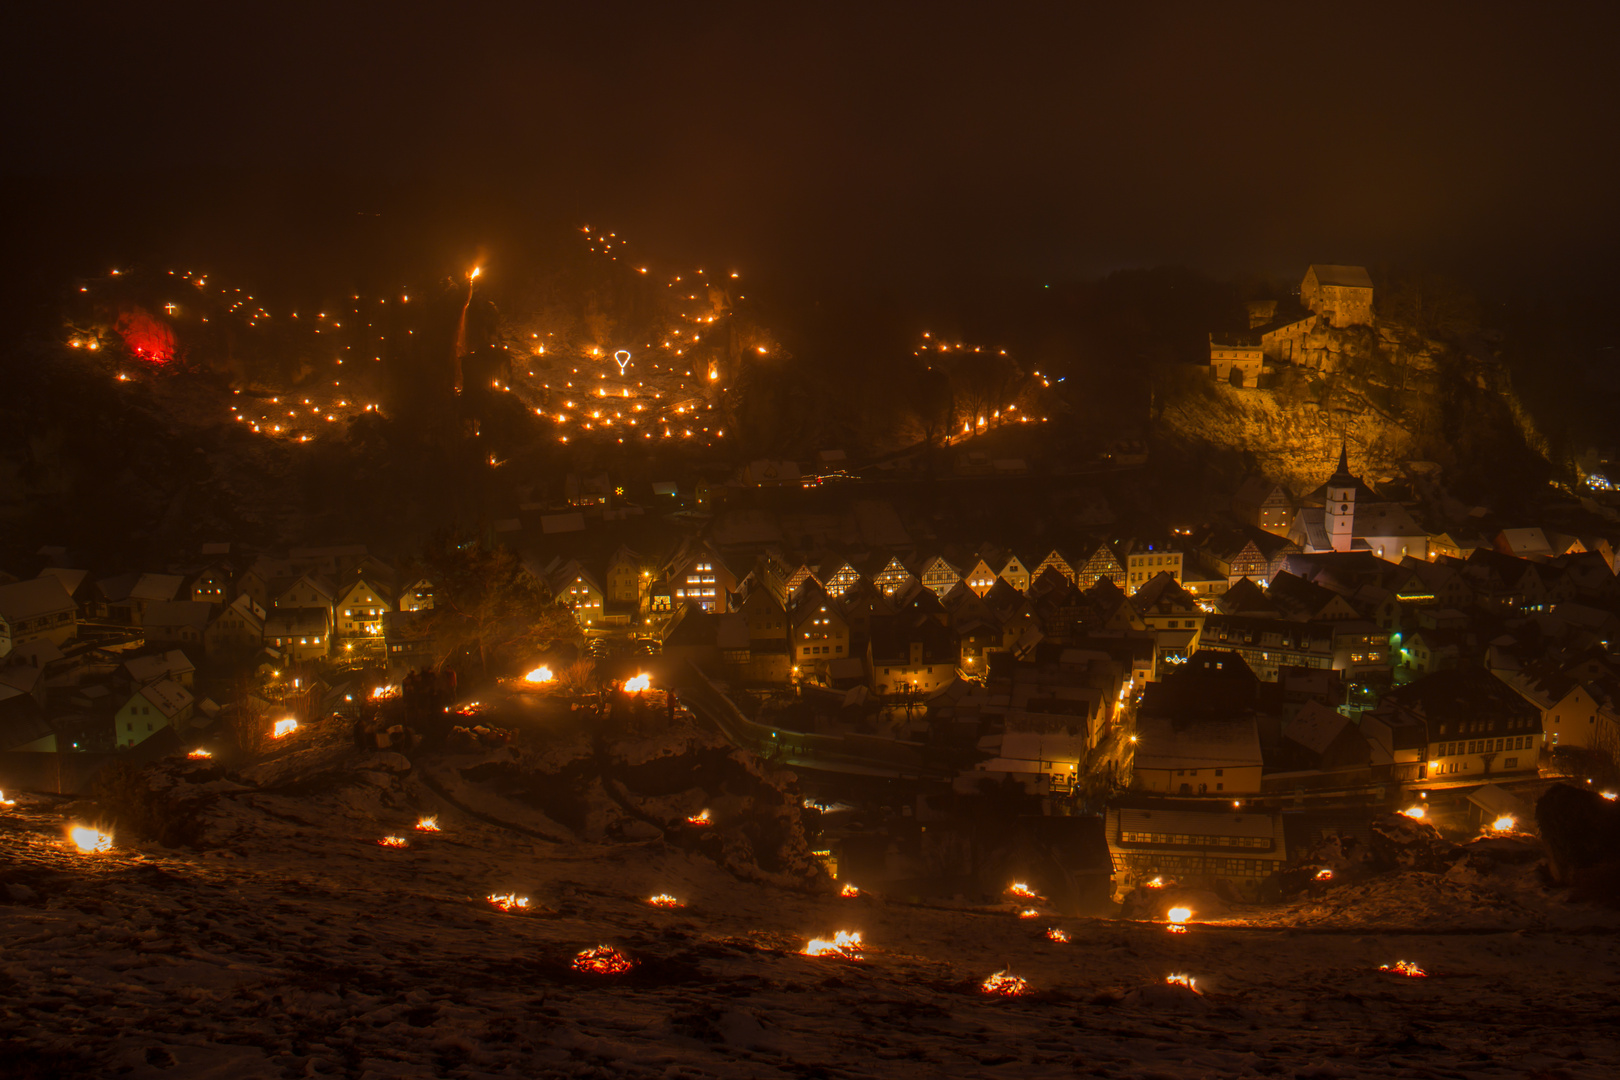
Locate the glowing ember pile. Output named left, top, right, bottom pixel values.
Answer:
left=573, top=945, right=636, bottom=975
left=1315, top=868, right=1334, bottom=881
left=415, top=816, right=441, bottom=832
left=523, top=666, right=554, bottom=685
left=1007, top=882, right=1037, bottom=899
left=801, top=931, right=863, bottom=959
left=1379, top=960, right=1428, bottom=978
left=271, top=718, right=299, bottom=739
left=487, top=893, right=530, bottom=913
left=1489, top=815, right=1516, bottom=833
left=1601, top=791, right=1617, bottom=801
left=981, top=969, right=1028, bottom=996
left=187, top=749, right=213, bottom=759
left=1143, top=876, right=1167, bottom=889
left=378, top=836, right=408, bottom=848
left=686, top=809, right=712, bottom=827
left=623, top=673, right=651, bottom=693
left=839, top=883, right=861, bottom=898
left=647, top=894, right=682, bottom=908
left=1017, top=908, right=1040, bottom=919
left=1166, top=906, right=1192, bottom=933
left=70, top=825, right=113, bottom=854
left=1401, top=805, right=1427, bottom=820
left=1165, top=973, right=1200, bottom=994
left=1046, top=927, right=1071, bottom=943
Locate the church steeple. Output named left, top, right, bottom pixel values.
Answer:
left=1328, top=439, right=1356, bottom=488
left=1325, top=440, right=1357, bottom=553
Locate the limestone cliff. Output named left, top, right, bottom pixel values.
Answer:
left=1154, top=319, right=1551, bottom=499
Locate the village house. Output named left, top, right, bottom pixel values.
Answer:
left=0, top=576, right=78, bottom=658
left=913, top=554, right=962, bottom=598
left=1365, top=667, right=1542, bottom=784
left=263, top=608, right=331, bottom=663
left=205, top=593, right=266, bottom=660
left=397, top=576, right=434, bottom=611
left=816, top=555, right=864, bottom=598
left=1496, top=669, right=1620, bottom=750
left=97, top=571, right=184, bottom=625
left=333, top=575, right=393, bottom=639
left=866, top=552, right=915, bottom=597
left=382, top=611, right=435, bottom=676
left=1232, top=477, right=1296, bottom=536
left=1120, top=539, right=1183, bottom=595
left=1208, top=331, right=1263, bottom=388
left=1131, top=652, right=1267, bottom=795
left=123, top=649, right=196, bottom=690
left=1031, top=549, right=1076, bottom=586
left=273, top=574, right=336, bottom=632
left=140, top=600, right=213, bottom=650
left=1264, top=700, right=1373, bottom=791
left=604, top=546, right=645, bottom=607
left=869, top=612, right=959, bottom=696
left=186, top=561, right=234, bottom=604
left=1199, top=615, right=1335, bottom=680
left=113, top=678, right=194, bottom=749
left=550, top=560, right=606, bottom=628
left=789, top=581, right=851, bottom=678
left=1300, top=264, right=1374, bottom=327
left=668, top=543, right=737, bottom=613
left=1192, top=521, right=1299, bottom=587
left=1105, top=798, right=1288, bottom=902
left=1072, top=540, right=1127, bottom=589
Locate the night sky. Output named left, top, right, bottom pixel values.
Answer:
left=7, top=3, right=1620, bottom=303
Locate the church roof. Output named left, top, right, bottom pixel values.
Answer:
left=1306, top=264, right=1374, bottom=289
left=1327, top=444, right=1357, bottom=488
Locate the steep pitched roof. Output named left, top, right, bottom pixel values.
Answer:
left=0, top=577, right=75, bottom=622
left=1307, top=264, right=1374, bottom=289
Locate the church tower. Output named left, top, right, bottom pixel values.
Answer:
left=1326, top=442, right=1357, bottom=553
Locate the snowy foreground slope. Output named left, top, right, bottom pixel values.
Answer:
left=3, top=729, right=1620, bottom=1079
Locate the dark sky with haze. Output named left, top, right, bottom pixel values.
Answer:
left=6, top=2, right=1619, bottom=302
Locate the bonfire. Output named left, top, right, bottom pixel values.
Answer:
left=981, top=969, right=1028, bottom=996
left=1379, top=960, right=1428, bottom=978
left=70, top=825, right=113, bottom=854
left=686, top=809, right=712, bottom=827
left=371, top=685, right=399, bottom=700
left=1046, top=927, right=1071, bottom=943
left=801, top=931, right=863, bottom=959
left=0, top=789, right=16, bottom=807
left=523, top=666, right=554, bottom=685
left=271, top=717, right=299, bottom=739
left=647, top=894, right=682, bottom=908
left=378, top=836, right=408, bottom=848
left=1315, top=868, right=1333, bottom=881
left=187, top=749, right=212, bottom=760
left=623, top=673, right=651, bottom=693
left=487, top=893, right=530, bottom=913
left=1488, top=815, right=1516, bottom=833
left=573, top=945, right=636, bottom=975
left=840, top=883, right=861, bottom=898
left=415, top=816, right=441, bottom=832
left=1400, top=805, right=1426, bottom=820
left=1601, top=791, right=1617, bottom=802
left=1017, top=908, right=1040, bottom=919
left=1007, top=882, right=1037, bottom=899
left=1166, top=906, right=1192, bottom=933
left=1165, top=973, right=1200, bottom=993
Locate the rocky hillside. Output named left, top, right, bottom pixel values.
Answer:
left=1154, top=319, right=1553, bottom=500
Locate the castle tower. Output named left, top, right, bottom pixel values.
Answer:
left=1325, top=442, right=1357, bottom=553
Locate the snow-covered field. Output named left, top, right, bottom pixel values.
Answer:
left=4, top=732, right=1619, bottom=1079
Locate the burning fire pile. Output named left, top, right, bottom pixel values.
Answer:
left=1046, top=927, right=1071, bottom=943
left=1165, top=973, right=1201, bottom=994
left=980, top=969, right=1028, bottom=996
left=187, top=749, right=212, bottom=759
left=378, top=836, right=408, bottom=848
left=487, top=893, right=530, bottom=913
left=647, top=894, right=683, bottom=908
left=1142, top=876, right=1169, bottom=889
left=1017, top=908, right=1040, bottom=919
left=686, top=809, right=712, bottom=827
left=1379, top=960, right=1428, bottom=978
left=415, top=816, right=441, bottom=832
left=1315, top=868, right=1334, bottom=881
left=1166, top=906, right=1192, bottom=933
left=1, top=790, right=17, bottom=808
left=801, top=931, right=863, bottom=959
left=271, top=718, right=299, bottom=739
left=1486, top=815, right=1518, bottom=834
left=1007, top=882, right=1038, bottom=899
left=1401, top=805, right=1427, bottom=820
left=523, top=666, right=554, bottom=685
left=573, top=945, right=636, bottom=975
left=70, top=825, right=113, bottom=854
left=622, top=673, right=651, bottom=693
left=839, top=883, right=861, bottom=898
left=371, top=684, right=399, bottom=700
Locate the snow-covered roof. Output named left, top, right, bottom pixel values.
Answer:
left=129, top=573, right=185, bottom=603
left=124, top=649, right=196, bottom=684
left=133, top=678, right=194, bottom=720
left=0, top=576, right=75, bottom=622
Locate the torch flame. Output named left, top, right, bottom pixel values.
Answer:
left=1165, top=973, right=1201, bottom=994
left=573, top=945, right=635, bottom=975
left=487, top=893, right=529, bottom=912
left=272, top=718, right=299, bottom=739
left=524, top=666, right=555, bottom=684
left=1379, top=960, right=1427, bottom=977
left=415, top=817, right=440, bottom=832
left=623, top=673, right=651, bottom=693
left=840, top=883, right=860, bottom=898
left=801, top=930, right=862, bottom=958
left=981, top=969, right=1028, bottom=996
left=648, top=894, right=682, bottom=908
left=70, top=825, right=112, bottom=854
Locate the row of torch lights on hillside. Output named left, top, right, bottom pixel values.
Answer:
left=23, top=784, right=1603, bottom=995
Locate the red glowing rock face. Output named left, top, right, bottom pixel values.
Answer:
left=115, top=310, right=175, bottom=363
